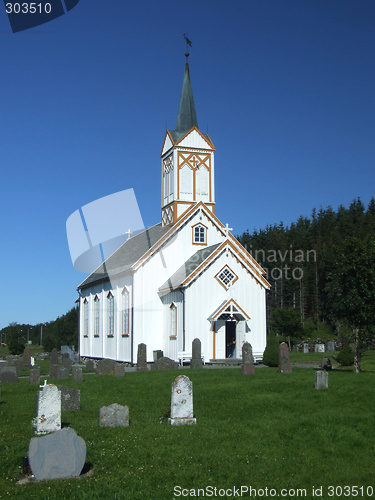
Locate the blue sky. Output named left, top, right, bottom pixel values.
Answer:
left=1, top=0, right=374, bottom=329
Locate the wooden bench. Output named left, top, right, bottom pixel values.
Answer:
left=178, top=352, right=205, bottom=366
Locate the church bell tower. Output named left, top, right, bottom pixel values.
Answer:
left=161, top=54, right=215, bottom=227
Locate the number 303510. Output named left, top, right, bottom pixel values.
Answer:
left=5, top=3, right=52, bottom=14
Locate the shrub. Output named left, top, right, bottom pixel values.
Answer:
left=263, top=336, right=280, bottom=367
left=336, top=345, right=354, bottom=366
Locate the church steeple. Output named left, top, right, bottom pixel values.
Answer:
left=161, top=56, right=215, bottom=227
left=175, top=62, right=198, bottom=134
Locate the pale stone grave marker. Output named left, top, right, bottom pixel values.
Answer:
left=315, top=370, right=328, bottom=390
left=303, top=343, right=309, bottom=354
left=100, top=403, right=129, bottom=427
left=241, top=342, right=255, bottom=375
left=169, top=375, right=196, bottom=425
left=36, top=381, right=61, bottom=435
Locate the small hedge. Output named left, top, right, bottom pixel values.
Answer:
left=336, top=345, right=354, bottom=366
left=263, top=336, right=280, bottom=367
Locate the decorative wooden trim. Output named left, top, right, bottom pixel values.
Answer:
left=174, top=126, right=215, bottom=150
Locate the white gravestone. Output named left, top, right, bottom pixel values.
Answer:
left=169, top=375, right=196, bottom=426
left=36, top=381, right=61, bottom=435
left=315, top=370, right=328, bottom=390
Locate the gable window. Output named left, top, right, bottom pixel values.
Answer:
left=192, top=223, right=207, bottom=245
left=94, top=295, right=100, bottom=336
left=107, top=292, right=115, bottom=336
left=122, top=287, right=130, bottom=336
left=215, top=265, right=238, bottom=290
left=83, top=298, right=89, bottom=337
left=170, top=303, right=177, bottom=338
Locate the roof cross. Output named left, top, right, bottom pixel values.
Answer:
left=126, top=229, right=132, bottom=240
left=225, top=223, right=233, bottom=238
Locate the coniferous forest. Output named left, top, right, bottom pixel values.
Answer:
left=238, top=197, right=375, bottom=344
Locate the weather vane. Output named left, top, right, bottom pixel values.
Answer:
left=183, top=33, right=192, bottom=61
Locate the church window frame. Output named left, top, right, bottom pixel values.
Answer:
left=107, top=292, right=115, bottom=337
left=215, top=265, right=238, bottom=290
left=122, top=287, right=130, bottom=337
left=94, top=295, right=101, bottom=337
left=192, top=222, right=207, bottom=246
left=170, top=303, right=177, bottom=339
left=83, top=298, right=89, bottom=337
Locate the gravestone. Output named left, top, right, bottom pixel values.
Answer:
left=28, top=427, right=86, bottom=480
left=62, top=356, right=72, bottom=371
left=0, top=360, right=7, bottom=373
left=114, top=363, right=125, bottom=377
left=0, top=366, right=18, bottom=383
left=50, top=348, right=59, bottom=365
left=241, top=342, right=255, bottom=375
left=22, top=346, right=32, bottom=367
left=36, top=382, right=61, bottom=435
left=58, top=386, right=81, bottom=411
left=72, top=367, right=83, bottom=382
left=100, top=403, right=129, bottom=427
left=137, top=343, right=147, bottom=371
left=303, top=343, right=309, bottom=354
left=96, top=359, right=116, bottom=375
left=315, top=343, right=325, bottom=353
left=326, top=341, right=336, bottom=352
left=6, top=355, right=13, bottom=366
left=278, top=342, right=292, bottom=373
left=49, top=364, right=59, bottom=379
left=169, top=375, right=196, bottom=425
left=153, top=350, right=163, bottom=361
left=56, top=367, right=70, bottom=380
left=315, top=370, right=328, bottom=390
left=85, top=359, right=94, bottom=372
left=29, top=366, right=41, bottom=385
left=14, top=357, right=24, bottom=372
left=321, top=357, right=332, bottom=371
left=152, top=356, right=179, bottom=371
left=191, top=338, right=203, bottom=369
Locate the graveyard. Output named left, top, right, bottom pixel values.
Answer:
left=0, top=350, right=374, bottom=499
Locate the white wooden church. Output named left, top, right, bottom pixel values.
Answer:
left=77, top=58, right=270, bottom=364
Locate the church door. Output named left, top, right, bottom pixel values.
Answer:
left=225, top=320, right=236, bottom=358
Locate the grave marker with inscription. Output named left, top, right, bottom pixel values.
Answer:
left=169, top=375, right=196, bottom=425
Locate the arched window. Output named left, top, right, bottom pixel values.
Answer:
left=192, top=223, right=207, bottom=245
left=94, top=295, right=100, bottom=336
left=107, top=292, right=115, bottom=336
left=122, top=287, right=130, bottom=336
left=83, top=298, right=89, bottom=337
left=170, top=303, right=177, bottom=338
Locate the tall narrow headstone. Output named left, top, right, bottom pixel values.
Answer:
left=50, top=348, right=59, bottom=365
left=137, top=343, right=147, bottom=371
left=29, top=366, right=41, bottom=385
left=62, top=356, right=72, bottom=371
left=315, top=370, right=328, bottom=390
left=22, top=346, right=32, bottom=367
left=36, top=382, right=61, bottom=435
left=241, top=342, right=255, bottom=375
left=303, top=343, right=309, bottom=354
left=278, top=342, right=292, bottom=373
left=191, top=338, right=203, bottom=369
left=169, top=375, right=196, bottom=425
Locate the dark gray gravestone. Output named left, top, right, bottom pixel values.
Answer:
left=96, top=359, right=115, bottom=375
left=29, top=366, right=41, bottom=385
left=100, top=403, right=129, bottom=427
left=137, top=343, right=147, bottom=371
left=58, top=386, right=80, bottom=411
left=62, top=356, right=72, bottom=371
left=56, top=367, right=70, bottom=380
left=0, top=366, right=18, bottom=383
left=6, top=355, right=13, bottom=366
left=278, top=342, right=292, bottom=373
left=241, top=342, right=255, bottom=376
left=153, top=350, right=163, bottom=361
left=85, top=359, right=94, bottom=372
left=50, top=348, right=59, bottom=365
left=28, top=427, right=86, bottom=480
left=14, top=357, right=24, bottom=372
left=23, top=346, right=32, bottom=367
left=315, top=370, right=328, bottom=390
left=49, top=364, right=59, bottom=379
left=152, top=357, right=179, bottom=370
left=72, top=367, right=83, bottom=382
left=321, top=357, right=332, bottom=371
left=0, top=360, right=7, bottom=373
left=114, top=364, right=125, bottom=377
left=191, top=338, right=203, bottom=369
left=326, top=341, right=336, bottom=352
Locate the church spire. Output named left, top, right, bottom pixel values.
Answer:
left=175, top=60, right=198, bottom=134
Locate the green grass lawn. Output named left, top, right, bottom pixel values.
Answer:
left=1, top=354, right=375, bottom=499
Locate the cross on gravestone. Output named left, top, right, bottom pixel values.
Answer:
left=191, top=338, right=203, bottom=369
left=241, top=342, right=255, bottom=376
left=278, top=342, right=292, bottom=373
left=35, top=383, right=61, bottom=435
left=168, top=375, right=196, bottom=426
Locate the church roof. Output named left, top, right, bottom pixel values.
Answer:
left=158, top=243, right=221, bottom=294
left=78, top=223, right=169, bottom=290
